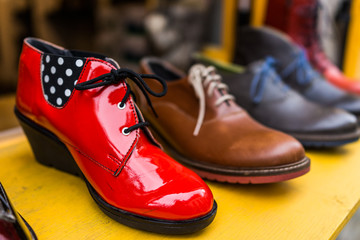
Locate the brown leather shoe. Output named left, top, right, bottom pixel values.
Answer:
left=136, top=58, right=310, bottom=184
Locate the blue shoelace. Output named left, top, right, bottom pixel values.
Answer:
left=250, top=57, right=288, bottom=104
left=281, top=50, right=320, bottom=86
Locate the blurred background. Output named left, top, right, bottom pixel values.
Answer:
left=0, top=0, right=357, bottom=128
left=0, top=0, right=359, bottom=238
left=1, top=0, right=358, bottom=94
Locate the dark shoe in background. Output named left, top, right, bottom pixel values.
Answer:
left=264, top=0, right=360, bottom=95
left=197, top=55, right=360, bottom=147
left=0, top=183, right=37, bottom=240
left=144, top=1, right=210, bottom=71
left=137, top=57, right=310, bottom=183
left=234, top=26, right=360, bottom=121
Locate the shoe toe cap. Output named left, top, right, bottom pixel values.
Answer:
left=335, top=97, right=360, bottom=116
left=107, top=148, right=215, bottom=221
left=309, top=109, right=357, bottom=134
left=223, top=127, right=306, bottom=168
left=146, top=173, right=215, bottom=220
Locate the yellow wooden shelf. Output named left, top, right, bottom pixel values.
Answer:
left=0, top=132, right=360, bottom=239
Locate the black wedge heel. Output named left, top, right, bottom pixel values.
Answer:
left=14, top=107, right=81, bottom=176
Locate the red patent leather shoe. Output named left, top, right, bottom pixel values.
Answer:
left=15, top=38, right=216, bottom=234
left=265, top=0, right=360, bottom=94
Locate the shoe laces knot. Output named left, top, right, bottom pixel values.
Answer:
left=188, top=64, right=234, bottom=136
left=281, top=51, right=320, bottom=86
left=250, top=57, right=289, bottom=104
left=75, top=67, right=167, bottom=134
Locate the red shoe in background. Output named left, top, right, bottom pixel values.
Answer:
left=265, top=0, right=360, bottom=94
left=15, top=38, right=216, bottom=234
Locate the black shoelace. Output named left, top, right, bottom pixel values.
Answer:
left=75, top=68, right=167, bottom=135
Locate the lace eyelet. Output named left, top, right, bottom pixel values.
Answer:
left=122, top=127, right=130, bottom=136
left=117, top=102, right=126, bottom=110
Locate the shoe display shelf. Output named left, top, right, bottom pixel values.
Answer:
left=0, top=125, right=359, bottom=239
left=343, top=0, right=360, bottom=79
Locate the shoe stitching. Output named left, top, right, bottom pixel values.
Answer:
left=65, top=141, right=118, bottom=175
left=25, top=43, right=142, bottom=176
left=108, top=154, right=123, bottom=167
left=205, top=158, right=310, bottom=174
left=69, top=59, right=138, bottom=176
left=239, top=159, right=309, bottom=174
left=113, top=77, right=139, bottom=177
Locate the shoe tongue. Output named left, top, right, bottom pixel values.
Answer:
left=247, top=58, right=277, bottom=75
left=188, top=64, right=228, bottom=97
left=247, top=58, right=288, bottom=89
left=248, top=59, right=268, bottom=72
left=247, top=59, right=291, bottom=103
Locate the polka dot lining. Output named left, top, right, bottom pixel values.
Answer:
left=41, top=54, right=85, bottom=107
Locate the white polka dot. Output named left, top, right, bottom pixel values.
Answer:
left=75, top=59, right=83, bottom=67
left=46, top=55, right=50, bottom=63
left=50, top=86, right=56, bottom=94
left=65, top=89, right=71, bottom=97
left=41, top=64, right=44, bottom=72
left=56, top=98, right=62, bottom=105
left=44, top=94, right=48, bottom=100
left=51, top=66, right=56, bottom=74
left=58, top=57, right=64, bottom=65
left=74, top=80, right=78, bottom=86
left=66, top=69, right=73, bottom=76
left=44, top=75, right=49, bottom=83
left=57, top=78, right=63, bottom=85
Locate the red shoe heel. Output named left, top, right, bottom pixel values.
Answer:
left=15, top=107, right=81, bottom=176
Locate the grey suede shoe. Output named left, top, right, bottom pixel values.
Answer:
left=234, top=26, right=360, bottom=119
left=197, top=55, right=360, bottom=147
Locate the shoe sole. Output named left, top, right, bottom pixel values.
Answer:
left=14, top=107, right=217, bottom=234
left=149, top=127, right=310, bottom=184
left=291, top=129, right=360, bottom=148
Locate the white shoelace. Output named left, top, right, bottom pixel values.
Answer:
left=188, top=64, right=235, bottom=136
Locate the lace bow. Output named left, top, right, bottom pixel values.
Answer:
left=188, top=64, right=234, bottom=136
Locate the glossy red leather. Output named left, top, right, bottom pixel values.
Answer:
left=16, top=39, right=214, bottom=220
left=324, top=66, right=360, bottom=95
left=265, top=0, right=360, bottom=94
